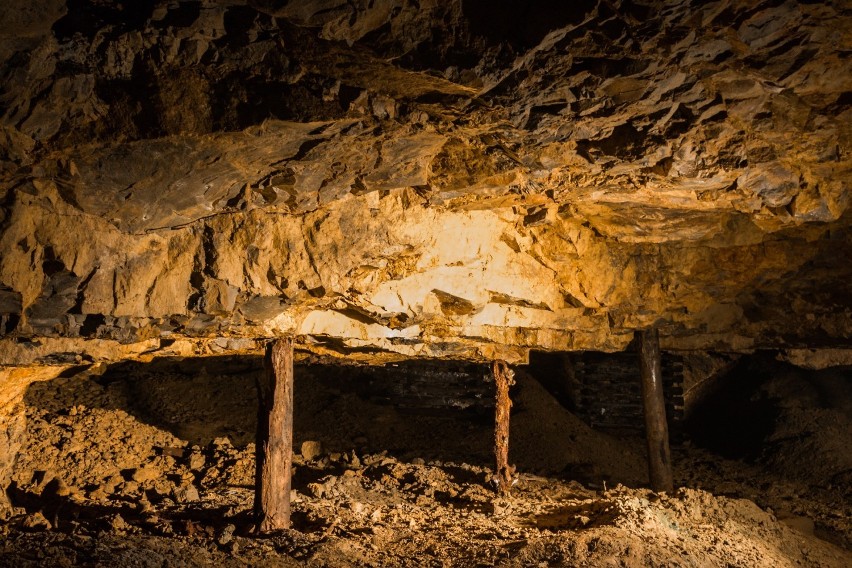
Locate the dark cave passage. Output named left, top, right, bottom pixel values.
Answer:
left=684, top=354, right=781, bottom=460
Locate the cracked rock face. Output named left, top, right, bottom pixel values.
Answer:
left=0, top=0, right=850, bottom=364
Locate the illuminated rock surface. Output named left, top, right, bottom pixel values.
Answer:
left=0, top=3, right=851, bottom=563
left=0, top=0, right=850, bottom=365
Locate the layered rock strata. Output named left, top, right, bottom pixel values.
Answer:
left=0, top=0, right=850, bottom=365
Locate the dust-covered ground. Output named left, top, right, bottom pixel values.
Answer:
left=1, top=355, right=850, bottom=567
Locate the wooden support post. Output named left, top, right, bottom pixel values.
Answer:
left=255, top=337, right=294, bottom=532
left=639, top=327, right=673, bottom=492
left=493, top=360, right=516, bottom=495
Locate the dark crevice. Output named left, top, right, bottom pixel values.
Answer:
left=201, top=226, right=217, bottom=278
left=338, top=84, right=363, bottom=111
left=685, top=355, right=781, bottom=460
left=222, top=5, right=265, bottom=46
left=580, top=123, right=665, bottom=161
left=826, top=90, right=852, bottom=114
left=52, top=0, right=155, bottom=41
left=776, top=47, right=819, bottom=82
left=211, top=77, right=346, bottom=131
left=41, top=246, right=66, bottom=277
left=187, top=250, right=205, bottom=313
left=291, top=138, right=326, bottom=162
left=1, top=313, right=20, bottom=335
left=151, top=2, right=202, bottom=30
left=463, top=0, right=596, bottom=49
left=570, top=57, right=651, bottom=80
left=79, top=314, right=106, bottom=336
left=69, top=267, right=99, bottom=315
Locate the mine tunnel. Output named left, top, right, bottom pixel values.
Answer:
left=2, top=346, right=851, bottom=565
left=1, top=0, right=851, bottom=566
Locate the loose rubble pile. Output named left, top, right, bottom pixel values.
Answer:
left=0, top=359, right=849, bottom=566
left=1, top=0, right=851, bottom=363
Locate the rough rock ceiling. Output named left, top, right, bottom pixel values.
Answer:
left=0, top=0, right=850, bottom=364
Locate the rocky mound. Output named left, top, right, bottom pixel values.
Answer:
left=1, top=358, right=849, bottom=566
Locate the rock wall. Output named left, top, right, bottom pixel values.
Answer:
left=0, top=365, right=68, bottom=517
left=1, top=0, right=850, bottom=364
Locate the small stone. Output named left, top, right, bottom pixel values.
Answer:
left=54, top=480, right=74, bottom=498
left=131, top=465, right=160, bottom=483
left=155, top=519, right=175, bottom=536
left=104, top=473, right=124, bottom=492
left=348, top=452, right=361, bottom=468
left=188, top=452, right=206, bottom=471
left=87, top=486, right=109, bottom=501
left=300, top=440, right=323, bottom=461
left=160, top=446, right=186, bottom=458
left=211, top=437, right=232, bottom=449
left=137, top=498, right=155, bottom=515
left=371, top=526, right=390, bottom=547
left=109, top=514, right=129, bottom=532
left=217, top=523, right=236, bottom=546
left=491, top=498, right=513, bottom=517
left=173, top=484, right=200, bottom=503
left=411, top=458, right=425, bottom=466
left=21, top=512, right=51, bottom=531
left=118, top=481, right=140, bottom=496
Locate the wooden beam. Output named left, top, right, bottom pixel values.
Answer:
left=254, top=337, right=295, bottom=532
left=493, top=360, right=516, bottom=495
left=638, top=328, right=673, bottom=492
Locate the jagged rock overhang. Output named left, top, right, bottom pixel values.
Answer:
left=0, top=0, right=850, bottom=365
left=1, top=186, right=850, bottom=366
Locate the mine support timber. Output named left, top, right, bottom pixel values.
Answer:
left=639, top=328, right=674, bottom=492
left=493, top=360, right=516, bottom=495
left=255, top=337, right=295, bottom=532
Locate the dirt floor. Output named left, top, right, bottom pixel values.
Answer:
left=1, top=355, right=850, bottom=567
